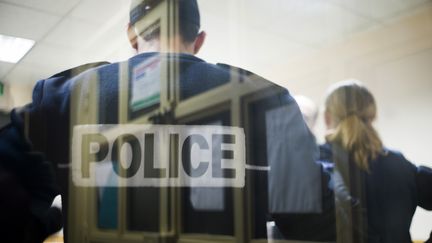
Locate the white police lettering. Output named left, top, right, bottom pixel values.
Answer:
left=72, top=125, right=245, bottom=187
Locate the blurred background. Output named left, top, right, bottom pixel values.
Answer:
left=0, top=0, right=431, bottom=240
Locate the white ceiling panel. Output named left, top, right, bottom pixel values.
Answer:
left=70, top=0, right=129, bottom=24
left=330, top=0, right=430, bottom=20
left=76, top=4, right=129, bottom=52
left=43, top=17, right=101, bottom=49
left=81, top=21, right=132, bottom=62
left=0, top=0, right=80, bottom=16
left=238, top=0, right=376, bottom=47
left=0, top=2, right=60, bottom=40
left=19, top=42, right=84, bottom=72
left=269, top=1, right=374, bottom=47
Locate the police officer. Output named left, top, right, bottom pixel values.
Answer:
left=2, top=0, right=323, bottom=242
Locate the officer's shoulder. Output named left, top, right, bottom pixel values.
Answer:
left=380, top=148, right=407, bottom=161
left=372, top=148, right=419, bottom=174
left=216, top=63, right=255, bottom=77
left=31, top=61, right=110, bottom=104
left=49, top=61, right=110, bottom=79
left=216, top=63, right=287, bottom=90
left=215, top=63, right=275, bottom=84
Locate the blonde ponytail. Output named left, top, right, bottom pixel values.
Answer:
left=325, top=80, right=383, bottom=171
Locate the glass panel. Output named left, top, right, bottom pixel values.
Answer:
left=247, top=95, right=287, bottom=238
left=96, top=96, right=119, bottom=230
left=96, top=161, right=118, bottom=230
left=126, top=137, right=161, bottom=232
left=181, top=111, right=234, bottom=235
left=127, top=187, right=161, bottom=232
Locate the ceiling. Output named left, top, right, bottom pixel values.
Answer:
left=0, top=0, right=431, bottom=85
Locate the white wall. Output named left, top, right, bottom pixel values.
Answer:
left=9, top=83, right=33, bottom=108
left=198, top=3, right=432, bottom=240
left=268, top=7, right=432, bottom=240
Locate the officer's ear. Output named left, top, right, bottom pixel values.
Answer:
left=193, top=31, right=206, bottom=54
left=127, top=23, right=138, bottom=51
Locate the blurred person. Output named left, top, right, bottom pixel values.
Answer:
left=0, top=111, right=10, bottom=128
left=270, top=95, right=336, bottom=242
left=0, top=125, right=62, bottom=243
left=427, top=231, right=432, bottom=243
left=320, top=80, right=432, bottom=243
left=1, top=0, right=323, bottom=242
left=294, top=95, right=318, bottom=133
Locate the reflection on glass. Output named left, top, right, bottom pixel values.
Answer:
left=189, top=121, right=224, bottom=211
left=247, top=95, right=285, bottom=238
left=96, top=161, right=118, bottom=229
left=182, top=112, right=234, bottom=235
left=127, top=187, right=161, bottom=232
left=126, top=139, right=161, bottom=232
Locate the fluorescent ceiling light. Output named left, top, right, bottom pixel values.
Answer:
left=0, top=34, right=35, bottom=63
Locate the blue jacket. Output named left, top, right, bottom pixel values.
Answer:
left=0, top=61, right=107, bottom=238
left=1, top=52, right=322, bottom=240
left=320, top=143, right=432, bottom=243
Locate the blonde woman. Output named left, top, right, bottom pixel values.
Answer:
left=320, top=80, right=432, bottom=243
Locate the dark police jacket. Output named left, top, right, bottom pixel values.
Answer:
left=0, top=52, right=323, bottom=241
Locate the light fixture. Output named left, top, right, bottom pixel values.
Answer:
left=0, top=34, right=35, bottom=63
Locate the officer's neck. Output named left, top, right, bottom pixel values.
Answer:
left=137, top=36, right=195, bottom=55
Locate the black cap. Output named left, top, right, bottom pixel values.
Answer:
left=130, top=0, right=200, bottom=29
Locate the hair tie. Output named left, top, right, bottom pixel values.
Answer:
left=343, top=112, right=371, bottom=124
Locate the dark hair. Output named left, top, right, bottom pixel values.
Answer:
left=130, top=0, right=200, bottom=43
left=179, top=21, right=200, bottom=43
